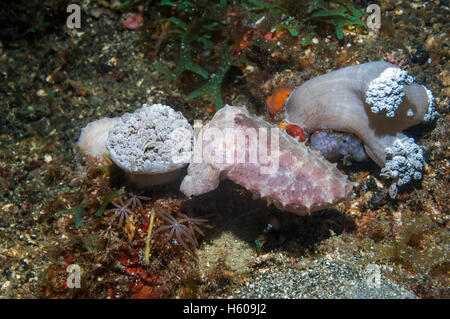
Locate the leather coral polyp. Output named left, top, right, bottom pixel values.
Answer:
left=284, top=61, right=434, bottom=168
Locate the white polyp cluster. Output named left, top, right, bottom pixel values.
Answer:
left=365, top=67, right=415, bottom=117
left=423, top=86, right=436, bottom=122
left=106, top=104, right=193, bottom=174
left=380, top=133, right=425, bottom=198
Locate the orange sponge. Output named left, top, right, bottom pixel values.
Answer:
left=266, top=88, right=293, bottom=116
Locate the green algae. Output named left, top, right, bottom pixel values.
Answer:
left=56, top=205, right=85, bottom=227
left=94, top=188, right=124, bottom=217
left=306, top=0, right=367, bottom=39
left=185, top=47, right=240, bottom=109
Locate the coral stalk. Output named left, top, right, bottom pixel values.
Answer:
left=144, top=209, right=156, bottom=265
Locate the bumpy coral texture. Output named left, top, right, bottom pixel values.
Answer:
left=380, top=134, right=424, bottom=187
left=180, top=106, right=352, bottom=216
left=104, top=103, right=193, bottom=188
left=284, top=61, right=435, bottom=195
left=365, top=67, right=414, bottom=117
left=106, top=103, right=193, bottom=174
